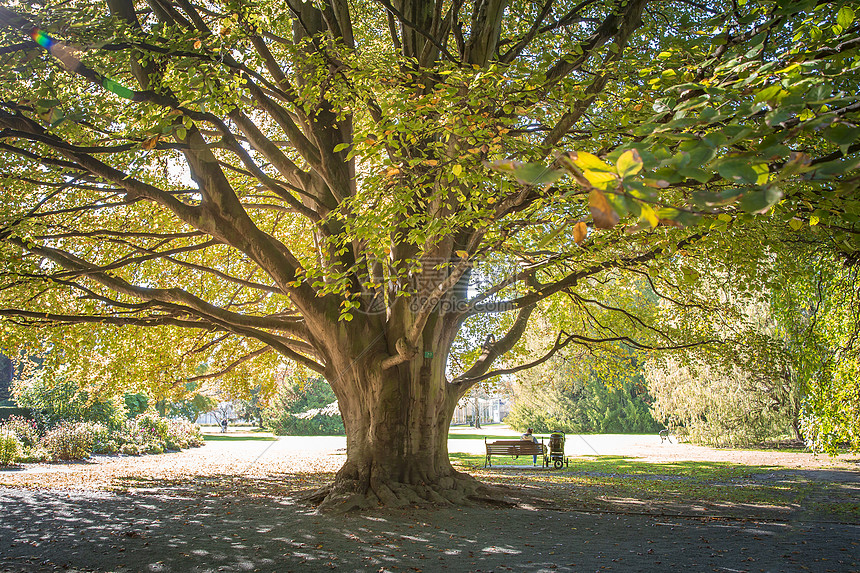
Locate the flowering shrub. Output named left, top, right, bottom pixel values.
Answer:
left=2, top=416, right=39, bottom=448
left=166, top=418, right=204, bottom=449
left=136, top=411, right=170, bottom=444
left=85, top=422, right=114, bottom=454
left=18, top=446, right=50, bottom=463
left=120, top=443, right=142, bottom=456
left=118, top=411, right=203, bottom=452
left=0, top=430, right=23, bottom=465
left=41, top=422, right=98, bottom=461
left=144, top=442, right=164, bottom=455
left=3, top=406, right=203, bottom=462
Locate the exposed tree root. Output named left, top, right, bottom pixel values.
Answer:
left=300, top=471, right=516, bottom=514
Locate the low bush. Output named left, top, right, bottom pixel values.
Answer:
left=18, top=446, right=50, bottom=463
left=118, top=411, right=203, bottom=453
left=3, top=415, right=39, bottom=447
left=165, top=418, right=204, bottom=449
left=136, top=411, right=170, bottom=444
left=0, top=431, right=22, bottom=465
left=0, top=407, right=34, bottom=423
left=120, top=443, right=142, bottom=456
left=86, top=423, right=114, bottom=454
left=144, top=442, right=164, bottom=455
left=1, top=404, right=203, bottom=462
left=41, top=422, right=102, bottom=461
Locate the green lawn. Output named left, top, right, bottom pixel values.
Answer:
left=449, top=452, right=859, bottom=521
left=202, top=434, right=279, bottom=441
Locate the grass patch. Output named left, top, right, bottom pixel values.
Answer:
left=447, top=453, right=860, bottom=521
left=202, top=435, right=279, bottom=442
left=447, top=434, right=516, bottom=441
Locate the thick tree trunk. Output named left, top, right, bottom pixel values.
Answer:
left=309, top=354, right=497, bottom=512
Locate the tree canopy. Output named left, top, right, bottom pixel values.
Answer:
left=1, top=0, right=858, bottom=509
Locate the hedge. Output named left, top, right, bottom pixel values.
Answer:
left=0, top=407, right=34, bottom=423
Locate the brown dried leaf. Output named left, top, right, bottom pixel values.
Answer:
left=142, top=135, right=159, bottom=151
left=572, top=221, right=588, bottom=245
left=588, top=190, right=619, bottom=229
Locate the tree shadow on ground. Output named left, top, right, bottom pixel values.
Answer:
left=2, top=481, right=858, bottom=573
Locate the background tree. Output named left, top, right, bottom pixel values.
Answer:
left=644, top=227, right=859, bottom=450
left=0, top=0, right=858, bottom=510
left=264, top=374, right=345, bottom=435
left=507, top=344, right=661, bottom=434
left=232, top=384, right=270, bottom=428
left=166, top=389, right=220, bottom=423
left=12, top=369, right=127, bottom=431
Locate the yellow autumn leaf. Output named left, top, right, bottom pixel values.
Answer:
left=583, top=169, right=618, bottom=191
left=616, top=149, right=643, bottom=178
left=569, top=151, right=613, bottom=172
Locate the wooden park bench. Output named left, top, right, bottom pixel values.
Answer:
left=484, top=438, right=547, bottom=467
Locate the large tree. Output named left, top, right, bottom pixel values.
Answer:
left=0, top=0, right=858, bottom=510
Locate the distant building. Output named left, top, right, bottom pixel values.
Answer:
left=452, top=394, right=509, bottom=425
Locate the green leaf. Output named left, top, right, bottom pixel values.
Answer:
left=681, top=266, right=700, bottom=283
left=754, top=84, right=785, bottom=104
left=48, top=108, right=65, bottom=127
left=824, top=124, right=860, bottom=147
left=716, top=158, right=769, bottom=185
left=333, top=143, right=350, bottom=153
left=509, top=163, right=564, bottom=186
left=837, top=6, right=855, bottom=29
left=35, top=98, right=62, bottom=109
left=616, top=149, right=643, bottom=178
left=738, top=186, right=783, bottom=213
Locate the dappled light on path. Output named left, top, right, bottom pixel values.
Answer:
left=1, top=431, right=858, bottom=572
left=2, top=486, right=858, bottom=573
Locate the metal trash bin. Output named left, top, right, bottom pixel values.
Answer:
left=548, top=432, right=567, bottom=469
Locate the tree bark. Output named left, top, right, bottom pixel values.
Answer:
left=308, top=352, right=498, bottom=512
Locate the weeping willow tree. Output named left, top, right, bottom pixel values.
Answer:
left=1, top=0, right=858, bottom=510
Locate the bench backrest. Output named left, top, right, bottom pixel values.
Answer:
left=485, top=439, right=543, bottom=455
